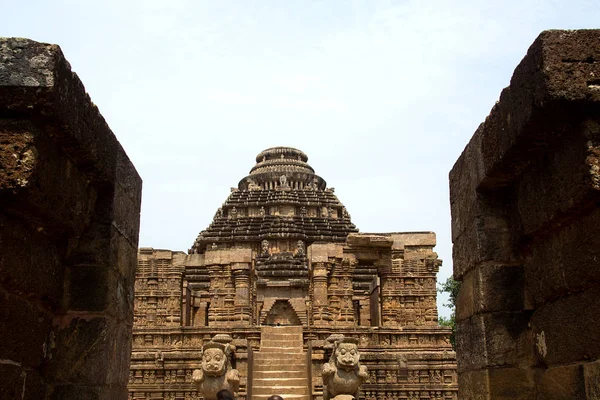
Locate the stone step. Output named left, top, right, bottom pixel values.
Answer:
left=254, top=346, right=304, bottom=355
left=254, top=353, right=306, bottom=361
left=252, top=385, right=309, bottom=395
left=253, top=362, right=306, bottom=370
left=252, top=370, right=307, bottom=379
left=252, top=326, right=308, bottom=400
left=260, top=333, right=303, bottom=341
left=251, top=395, right=308, bottom=400
left=253, top=358, right=306, bottom=365
left=252, top=377, right=308, bottom=386
left=260, top=339, right=303, bottom=346
left=260, top=326, right=304, bottom=334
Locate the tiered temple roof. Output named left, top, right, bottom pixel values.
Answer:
left=190, top=147, right=358, bottom=254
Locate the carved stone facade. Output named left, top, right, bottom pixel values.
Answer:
left=129, top=147, right=457, bottom=399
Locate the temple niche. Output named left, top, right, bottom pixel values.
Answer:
left=129, top=147, right=457, bottom=400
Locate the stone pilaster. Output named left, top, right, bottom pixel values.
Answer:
left=232, top=262, right=252, bottom=326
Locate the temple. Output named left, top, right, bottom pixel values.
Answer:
left=129, top=147, right=457, bottom=400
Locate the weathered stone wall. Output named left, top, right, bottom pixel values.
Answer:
left=0, top=38, right=142, bottom=399
left=450, top=30, right=600, bottom=399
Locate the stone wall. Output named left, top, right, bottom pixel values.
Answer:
left=0, top=38, right=142, bottom=399
left=450, top=30, right=600, bottom=399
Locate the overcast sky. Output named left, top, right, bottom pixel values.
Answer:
left=3, top=0, right=599, bottom=317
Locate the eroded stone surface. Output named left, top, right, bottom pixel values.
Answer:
left=450, top=29, right=600, bottom=400
left=0, top=37, right=141, bottom=400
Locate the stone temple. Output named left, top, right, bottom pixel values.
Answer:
left=129, top=146, right=457, bottom=400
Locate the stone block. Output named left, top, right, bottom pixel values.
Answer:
left=456, top=316, right=487, bottom=373
left=347, top=233, right=393, bottom=248
left=516, top=122, right=600, bottom=235
left=50, top=384, right=128, bottom=400
left=111, top=181, right=142, bottom=248
left=0, top=212, right=64, bottom=307
left=0, top=119, right=96, bottom=235
left=457, top=369, right=489, bottom=400
left=308, top=243, right=334, bottom=263
left=531, top=285, right=600, bottom=366
left=458, top=264, right=526, bottom=321
left=488, top=367, right=535, bottom=399
left=110, top=226, right=139, bottom=285
left=66, top=265, right=133, bottom=322
left=0, top=363, right=27, bottom=400
left=536, top=363, right=585, bottom=400
left=389, top=232, right=436, bottom=248
left=525, top=206, right=600, bottom=307
left=482, top=312, right=534, bottom=368
left=583, top=359, right=600, bottom=400
left=0, top=291, right=52, bottom=369
left=452, top=210, right=517, bottom=279
left=50, top=317, right=130, bottom=386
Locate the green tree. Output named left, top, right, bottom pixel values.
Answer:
left=438, top=276, right=460, bottom=349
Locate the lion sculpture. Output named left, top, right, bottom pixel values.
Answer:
left=322, top=337, right=368, bottom=400
left=192, top=341, right=240, bottom=400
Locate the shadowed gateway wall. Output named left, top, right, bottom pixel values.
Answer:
left=0, top=38, right=142, bottom=399
left=450, top=30, right=600, bottom=399
left=129, top=147, right=457, bottom=400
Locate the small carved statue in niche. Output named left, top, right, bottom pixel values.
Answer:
left=297, top=240, right=305, bottom=257
left=279, top=174, right=290, bottom=190
left=229, top=207, right=238, bottom=220
left=192, top=341, right=239, bottom=400
left=300, top=206, right=307, bottom=217
left=259, top=206, right=266, bottom=217
left=261, top=239, right=270, bottom=256
left=247, top=178, right=260, bottom=191
left=322, top=337, right=368, bottom=400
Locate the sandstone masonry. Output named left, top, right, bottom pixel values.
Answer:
left=450, top=30, right=600, bottom=400
left=0, top=38, right=142, bottom=399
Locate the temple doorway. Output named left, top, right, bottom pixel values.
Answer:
left=264, top=299, right=301, bottom=326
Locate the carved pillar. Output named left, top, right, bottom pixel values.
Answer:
left=207, top=264, right=236, bottom=326
left=328, top=258, right=355, bottom=326
left=312, top=261, right=330, bottom=326
left=232, top=262, right=252, bottom=326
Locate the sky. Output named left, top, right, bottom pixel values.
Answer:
left=3, top=0, right=599, bottom=317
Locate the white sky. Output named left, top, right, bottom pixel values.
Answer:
left=3, top=0, right=599, bottom=317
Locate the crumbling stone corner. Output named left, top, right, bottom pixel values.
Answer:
left=0, top=38, right=142, bottom=399
left=450, top=30, right=600, bottom=399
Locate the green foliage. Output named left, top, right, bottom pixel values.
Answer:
left=438, top=276, right=460, bottom=350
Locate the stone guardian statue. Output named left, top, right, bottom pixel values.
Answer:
left=192, top=341, right=240, bottom=400
left=322, top=337, right=368, bottom=400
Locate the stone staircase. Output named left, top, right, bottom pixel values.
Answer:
left=251, top=326, right=310, bottom=400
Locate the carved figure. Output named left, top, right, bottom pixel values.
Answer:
left=229, top=207, right=238, bottom=220
left=297, top=240, right=305, bottom=257
left=192, top=341, right=239, bottom=400
left=322, top=337, right=368, bottom=400
left=259, top=206, right=266, bottom=217
left=247, top=178, right=261, bottom=191
left=261, top=239, right=270, bottom=256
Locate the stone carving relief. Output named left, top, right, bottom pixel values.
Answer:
left=297, top=240, right=305, bottom=257
left=261, top=239, right=270, bottom=256
left=192, top=339, right=239, bottom=400
left=322, top=337, right=368, bottom=400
